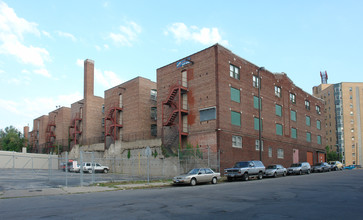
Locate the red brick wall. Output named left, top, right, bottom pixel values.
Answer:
left=157, top=44, right=325, bottom=171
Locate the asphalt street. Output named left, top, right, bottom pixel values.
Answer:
left=0, top=169, right=362, bottom=220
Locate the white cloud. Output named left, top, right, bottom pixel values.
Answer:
left=104, top=44, right=109, bottom=49
left=42, top=30, right=51, bottom=38
left=109, top=21, right=142, bottom=46
left=0, top=92, right=83, bottom=123
left=33, top=68, right=51, bottom=77
left=95, top=45, right=101, bottom=51
left=166, top=23, right=229, bottom=46
left=56, top=31, right=76, bottom=42
left=76, top=58, right=83, bottom=67
left=0, top=1, right=40, bottom=39
left=0, top=69, right=4, bottom=74
left=0, top=1, right=50, bottom=67
left=95, top=68, right=123, bottom=89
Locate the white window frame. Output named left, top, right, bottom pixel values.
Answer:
left=255, top=140, right=264, bottom=151
left=277, top=148, right=284, bottom=159
left=232, top=135, right=242, bottom=148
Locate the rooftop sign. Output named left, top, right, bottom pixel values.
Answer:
left=176, top=57, right=192, bottom=68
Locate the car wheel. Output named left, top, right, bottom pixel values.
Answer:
left=211, top=177, right=217, bottom=184
left=104, top=169, right=108, bottom=174
left=242, top=173, right=249, bottom=181
left=190, top=178, right=197, bottom=186
left=88, top=169, right=93, bottom=174
left=299, top=170, right=302, bottom=175
left=258, top=172, right=263, bottom=180
left=273, top=172, right=277, bottom=178
left=283, top=171, right=287, bottom=177
left=227, top=177, right=233, bottom=182
left=307, top=169, right=310, bottom=174
left=335, top=167, right=338, bottom=171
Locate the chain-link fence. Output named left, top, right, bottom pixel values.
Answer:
left=177, top=147, right=220, bottom=174
left=0, top=147, right=220, bottom=190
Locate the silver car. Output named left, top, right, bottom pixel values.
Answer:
left=173, top=168, right=221, bottom=186
left=264, top=164, right=287, bottom=177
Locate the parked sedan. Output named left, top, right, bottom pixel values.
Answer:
left=312, top=162, right=331, bottom=173
left=173, top=168, right=221, bottom=186
left=264, top=164, right=287, bottom=177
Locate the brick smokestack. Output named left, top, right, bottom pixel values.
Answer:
left=84, top=59, right=95, bottom=99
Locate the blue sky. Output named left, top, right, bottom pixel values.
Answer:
left=1, top=0, right=363, bottom=132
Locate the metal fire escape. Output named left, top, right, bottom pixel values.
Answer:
left=105, top=104, right=123, bottom=142
left=45, top=120, right=56, bottom=151
left=69, top=113, right=82, bottom=145
left=162, top=82, right=188, bottom=151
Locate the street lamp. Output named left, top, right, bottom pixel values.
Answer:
left=258, top=67, right=265, bottom=162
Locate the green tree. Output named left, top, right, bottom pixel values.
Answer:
left=326, top=146, right=340, bottom=161
left=0, top=126, right=25, bottom=152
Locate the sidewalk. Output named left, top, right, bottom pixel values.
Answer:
left=0, top=182, right=172, bottom=199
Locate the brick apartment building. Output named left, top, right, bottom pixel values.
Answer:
left=157, top=44, right=326, bottom=169
left=313, top=79, right=363, bottom=166
left=29, top=115, right=48, bottom=153
left=104, top=76, right=157, bottom=148
left=69, top=59, right=104, bottom=146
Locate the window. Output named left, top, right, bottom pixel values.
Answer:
left=230, top=64, right=240, bottom=80
left=277, top=148, right=284, bottom=159
left=253, top=75, right=260, bottom=88
left=350, top=103, right=353, bottom=108
left=268, top=147, right=272, bottom=158
left=232, top=135, right=242, bottom=148
left=254, top=117, right=262, bottom=130
left=151, top=124, right=157, bottom=136
left=306, top=116, right=311, bottom=126
left=276, top=123, right=283, bottom=136
left=275, top=86, right=281, bottom=97
left=350, top=95, right=353, bottom=99
left=102, top=105, right=105, bottom=114
left=291, top=128, right=297, bottom=139
left=231, top=111, right=241, bottom=126
left=275, top=104, right=282, bottom=117
left=255, top=140, right=264, bottom=151
left=316, top=105, right=321, bottom=114
left=349, top=87, right=353, bottom=91
left=200, top=107, right=216, bottom=122
left=150, top=89, right=157, bottom=101
left=317, top=120, right=321, bottom=130
left=290, top=93, right=296, bottom=104
left=305, top=100, right=310, bottom=110
left=230, top=87, right=240, bottom=103
left=151, top=107, right=157, bottom=120
left=253, top=96, right=261, bottom=109
left=291, top=110, right=297, bottom=121
left=306, top=132, right=311, bottom=142
left=317, top=135, right=321, bottom=145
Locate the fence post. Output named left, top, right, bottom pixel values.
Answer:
left=65, top=152, right=68, bottom=187
left=208, top=146, right=210, bottom=168
left=178, top=148, right=180, bottom=175
left=80, top=151, right=83, bottom=186
left=91, top=152, right=95, bottom=184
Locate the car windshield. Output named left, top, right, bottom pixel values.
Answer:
left=314, top=163, right=322, bottom=166
left=234, top=162, right=249, bottom=168
left=187, top=169, right=200, bottom=175
left=267, top=165, right=276, bottom=169
left=290, top=163, right=301, bottom=167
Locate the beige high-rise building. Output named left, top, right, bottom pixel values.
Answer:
left=313, top=80, right=363, bottom=166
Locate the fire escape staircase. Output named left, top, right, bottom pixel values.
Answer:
left=162, top=84, right=188, bottom=150
left=69, top=113, right=82, bottom=145
left=105, top=105, right=123, bottom=142
left=46, top=121, right=56, bottom=149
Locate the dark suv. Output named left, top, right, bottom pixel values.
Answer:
left=224, top=160, right=265, bottom=181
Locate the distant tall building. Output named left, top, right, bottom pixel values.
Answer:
left=313, top=81, right=363, bottom=166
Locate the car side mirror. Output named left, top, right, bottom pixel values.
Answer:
left=198, top=172, right=202, bottom=175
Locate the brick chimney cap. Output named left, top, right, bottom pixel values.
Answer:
left=85, top=59, right=95, bottom=64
